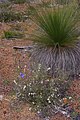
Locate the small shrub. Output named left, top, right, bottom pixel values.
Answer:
left=0, top=11, right=24, bottom=22
left=4, top=30, right=24, bottom=39
left=14, top=64, right=71, bottom=119
left=0, top=2, right=27, bottom=22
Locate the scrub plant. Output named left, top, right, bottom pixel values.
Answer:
left=0, top=3, right=26, bottom=22
left=0, top=11, right=24, bottom=22
left=27, top=3, right=80, bottom=77
left=14, top=63, right=71, bottom=119
left=4, top=30, right=24, bottom=39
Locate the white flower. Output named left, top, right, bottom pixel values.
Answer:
left=38, top=69, right=40, bottom=72
left=47, top=67, right=51, bottom=71
left=41, top=81, right=43, bottom=84
left=32, top=102, right=35, bottom=104
left=59, top=99, right=62, bottom=102
left=47, top=97, right=50, bottom=101
left=0, top=95, right=3, bottom=101
left=24, top=49, right=27, bottom=52
left=47, top=98, right=49, bottom=101
left=29, top=83, right=31, bottom=86
left=23, top=85, right=26, bottom=90
left=51, top=93, right=54, bottom=97
left=24, top=65, right=27, bottom=68
left=37, top=105, right=39, bottom=108
left=61, top=111, right=67, bottom=115
left=28, top=93, right=31, bottom=96
left=38, top=64, right=41, bottom=70
left=13, top=80, right=17, bottom=85
left=16, top=93, right=21, bottom=97
left=69, top=97, right=72, bottom=99
left=54, top=88, right=57, bottom=91
left=37, top=111, right=40, bottom=114
left=67, top=115, right=70, bottom=118
left=48, top=100, right=51, bottom=103
left=31, top=93, right=35, bottom=95
left=18, top=66, right=20, bottom=69
left=79, top=74, right=80, bottom=76
left=29, top=107, right=32, bottom=111
left=46, top=79, right=49, bottom=82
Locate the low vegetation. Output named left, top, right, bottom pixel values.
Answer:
left=9, top=0, right=26, bottom=4
left=4, top=30, right=24, bottom=39
left=0, top=11, right=25, bottom=22
left=14, top=64, right=71, bottom=119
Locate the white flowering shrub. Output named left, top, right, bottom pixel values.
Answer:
left=14, top=64, right=71, bottom=119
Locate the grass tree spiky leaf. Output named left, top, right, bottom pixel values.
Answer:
left=28, top=4, right=80, bottom=76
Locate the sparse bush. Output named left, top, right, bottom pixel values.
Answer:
left=0, top=11, right=24, bottom=22
left=14, top=64, right=71, bottom=119
left=4, top=30, right=24, bottom=39
left=0, top=2, right=27, bottom=22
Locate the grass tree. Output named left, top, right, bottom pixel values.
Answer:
left=28, top=3, right=80, bottom=77
left=77, top=0, right=80, bottom=6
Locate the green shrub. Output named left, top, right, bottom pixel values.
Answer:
left=4, top=30, right=24, bottom=39
left=28, top=4, right=80, bottom=76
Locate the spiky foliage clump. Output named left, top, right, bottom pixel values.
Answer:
left=28, top=4, right=80, bottom=76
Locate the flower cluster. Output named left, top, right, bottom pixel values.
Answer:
left=14, top=64, right=71, bottom=119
